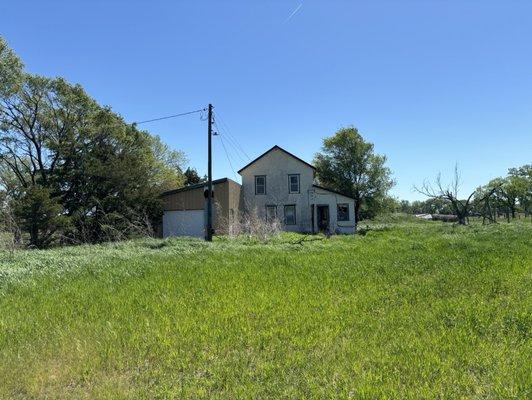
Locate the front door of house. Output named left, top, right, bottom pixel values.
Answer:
left=317, top=205, right=329, bottom=232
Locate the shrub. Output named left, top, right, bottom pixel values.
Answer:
left=227, top=208, right=281, bottom=241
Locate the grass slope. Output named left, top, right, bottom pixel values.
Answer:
left=0, top=221, right=531, bottom=399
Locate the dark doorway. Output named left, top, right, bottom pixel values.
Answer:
left=316, top=205, right=330, bottom=232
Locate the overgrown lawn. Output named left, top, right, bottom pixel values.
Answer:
left=0, top=221, right=530, bottom=399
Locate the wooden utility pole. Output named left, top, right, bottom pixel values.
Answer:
left=206, top=103, right=213, bottom=241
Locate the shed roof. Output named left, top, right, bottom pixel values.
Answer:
left=313, top=184, right=356, bottom=200
left=161, top=178, right=240, bottom=197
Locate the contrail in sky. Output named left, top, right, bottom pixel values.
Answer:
left=284, top=2, right=303, bottom=24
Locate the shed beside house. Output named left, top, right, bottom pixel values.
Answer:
left=161, top=178, right=241, bottom=238
left=311, top=184, right=356, bottom=234
left=161, top=145, right=356, bottom=238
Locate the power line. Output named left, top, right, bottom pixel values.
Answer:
left=223, top=132, right=248, bottom=164
left=135, top=108, right=206, bottom=125
left=215, top=125, right=248, bottom=165
left=218, top=115, right=250, bottom=160
left=219, top=134, right=238, bottom=181
left=212, top=116, right=246, bottom=165
left=213, top=119, right=248, bottom=175
left=213, top=110, right=251, bottom=160
left=213, top=119, right=239, bottom=175
left=85, top=107, right=207, bottom=130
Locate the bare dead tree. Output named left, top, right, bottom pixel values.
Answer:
left=414, top=165, right=497, bottom=225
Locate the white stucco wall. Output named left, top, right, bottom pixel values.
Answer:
left=240, top=147, right=315, bottom=232
left=311, top=188, right=356, bottom=234
left=239, top=147, right=356, bottom=234
left=163, top=210, right=204, bottom=238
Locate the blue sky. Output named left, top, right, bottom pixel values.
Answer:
left=1, top=0, right=531, bottom=200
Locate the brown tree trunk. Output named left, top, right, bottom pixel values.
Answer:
left=354, top=200, right=361, bottom=228
left=450, top=200, right=467, bottom=225
left=30, top=223, right=39, bottom=248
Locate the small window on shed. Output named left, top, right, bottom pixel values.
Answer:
left=255, top=175, right=266, bottom=195
left=337, top=204, right=349, bottom=221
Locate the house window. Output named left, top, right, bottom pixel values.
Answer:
left=337, top=203, right=349, bottom=221
left=288, top=174, right=300, bottom=194
left=284, top=205, right=296, bottom=225
left=266, top=205, right=277, bottom=222
left=255, top=175, right=266, bottom=195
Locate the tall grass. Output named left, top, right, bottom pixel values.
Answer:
left=0, top=221, right=530, bottom=399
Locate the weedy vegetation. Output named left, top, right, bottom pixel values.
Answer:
left=0, top=219, right=530, bottom=399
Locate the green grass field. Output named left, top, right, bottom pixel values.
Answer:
left=0, top=220, right=531, bottom=399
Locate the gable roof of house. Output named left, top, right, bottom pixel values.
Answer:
left=313, top=184, right=356, bottom=201
left=237, top=145, right=316, bottom=174
left=161, top=178, right=241, bottom=197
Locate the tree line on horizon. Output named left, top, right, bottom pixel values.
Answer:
left=395, top=163, right=531, bottom=223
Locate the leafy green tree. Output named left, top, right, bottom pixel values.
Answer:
left=508, top=164, right=532, bottom=217
left=13, top=185, right=67, bottom=248
left=400, top=198, right=455, bottom=215
left=0, top=74, right=90, bottom=188
left=314, top=127, right=394, bottom=224
left=0, top=161, right=22, bottom=197
left=482, top=167, right=531, bottom=221
left=183, top=167, right=205, bottom=186
left=0, top=37, right=188, bottom=246
left=409, top=200, right=424, bottom=214
left=399, top=199, right=412, bottom=214
left=149, top=135, right=187, bottom=191
left=53, top=108, right=186, bottom=242
left=485, top=176, right=522, bottom=221
left=0, top=37, right=23, bottom=96
left=472, top=184, right=501, bottom=224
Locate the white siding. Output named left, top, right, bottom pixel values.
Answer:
left=311, top=188, right=356, bottom=234
left=240, top=148, right=315, bottom=232
left=239, top=146, right=356, bottom=234
left=163, top=210, right=204, bottom=238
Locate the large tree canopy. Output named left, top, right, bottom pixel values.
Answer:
left=0, top=37, right=186, bottom=247
left=507, top=164, right=532, bottom=217
left=477, top=164, right=532, bottom=222
left=0, top=37, right=23, bottom=97
left=313, top=127, right=394, bottom=223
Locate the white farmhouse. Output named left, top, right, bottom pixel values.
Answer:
left=161, top=145, right=356, bottom=237
left=238, top=146, right=356, bottom=234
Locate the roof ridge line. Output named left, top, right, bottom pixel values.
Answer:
left=237, top=145, right=315, bottom=174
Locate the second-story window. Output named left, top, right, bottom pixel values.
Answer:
left=255, top=175, right=266, bottom=195
left=288, top=174, right=300, bottom=194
